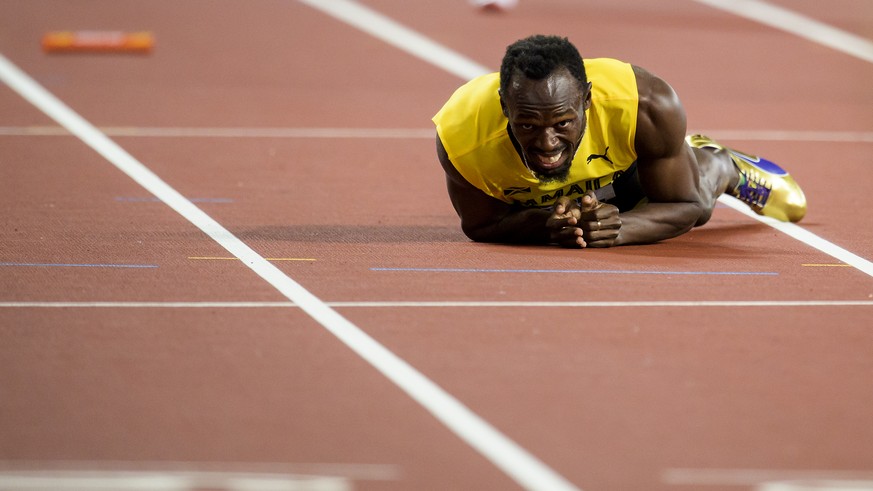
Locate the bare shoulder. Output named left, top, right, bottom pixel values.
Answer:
left=436, top=135, right=465, bottom=183
left=436, top=135, right=490, bottom=204
left=632, top=65, right=687, bottom=159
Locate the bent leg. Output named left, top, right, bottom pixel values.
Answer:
left=688, top=144, right=738, bottom=227
left=686, top=134, right=807, bottom=222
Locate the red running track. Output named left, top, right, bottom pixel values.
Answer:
left=1, top=1, right=872, bottom=490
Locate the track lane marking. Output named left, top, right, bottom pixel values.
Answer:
left=693, top=0, right=873, bottom=63
left=0, top=461, right=399, bottom=481
left=717, top=195, right=873, bottom=277
left=0, top=125, right=436, bottom=139
left=0, top=262, right=157, bottom=269
left=297, top=0, right=490, bottom=80
left=663, top=468, right=873, bottom=487
left=0, top=53, right=578, bottom=491
left=0, top=471, right=350, bottom=490
left=299, top=0, right=873, bottom=280
left=3, top=126, right=872, bottom=143
left=3, top=301, right=872, bottom=308
left=188, top=256, right=317, bottom=262
left=116, top=196, right=234, bottom=203
left=372, top=267, right=778, bottom=275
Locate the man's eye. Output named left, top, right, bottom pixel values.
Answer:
left=520, top=124, right=534, bottom=131
left=557, top=120, right=572, bottom=128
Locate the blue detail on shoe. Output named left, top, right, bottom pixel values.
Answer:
left=736, top=181, right=771, bottom=208
left=731, top=152, right=788, bottom=177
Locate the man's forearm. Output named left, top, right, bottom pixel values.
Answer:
left=613, top=202, right=702, bottom=246
left=464, top=207, right=554, bottom=244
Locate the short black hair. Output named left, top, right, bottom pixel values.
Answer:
left=499, top=35, right=587, bottom=95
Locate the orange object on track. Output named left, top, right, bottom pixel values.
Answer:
left=41, top=31, right=154, bottom=54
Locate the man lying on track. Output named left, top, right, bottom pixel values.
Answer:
left=433, top=34, right=806, bottom=248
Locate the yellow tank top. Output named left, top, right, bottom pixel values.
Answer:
left=432, top=58, right=638, bottom=207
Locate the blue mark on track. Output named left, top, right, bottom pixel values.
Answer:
left=371, top=267, right=777, bottom=276
left=1, top=262, right=158, bottom=269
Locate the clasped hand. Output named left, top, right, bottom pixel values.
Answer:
left=546, top=191, right=621, bottom=248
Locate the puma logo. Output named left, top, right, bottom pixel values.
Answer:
left=587, top=146, right=614, bottom=165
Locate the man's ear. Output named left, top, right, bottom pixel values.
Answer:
left=582, top=82, right=593, bottom=110
left=498, top=89, right=509, bottom=117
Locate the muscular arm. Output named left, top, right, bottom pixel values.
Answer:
left=611, top=66, right=705, bottom=246
left=435, top=66, right=705, bottom=248
left=436, top=136, right=552, bottom=243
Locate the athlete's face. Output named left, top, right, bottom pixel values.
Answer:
left=501, top=68, right=592, bottom=183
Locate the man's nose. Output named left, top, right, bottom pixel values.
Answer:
left=536, top=128, right=560, bottom=151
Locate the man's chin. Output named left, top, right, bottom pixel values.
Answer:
left=532, top=163, right=572, bottom=184
left=526, top=147, right=575, bottom=183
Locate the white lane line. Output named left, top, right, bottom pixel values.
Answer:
left=298, top=0, right=873, bottom=280
left=0, top=126, right=435, bottom=139
left=718, top=195, right=873, bottom=277
left=758, top=481, right=873, bottom=491
left=694, top=0, right=873, bottom=64
left=3, top=126, right=873, bottom=143
left=3, top=300, right=872, bottom=308
left=0, top=461, right=400, bottom=481
left=0, top=54, right=578, bottom=491
left=663, top=468, right=873, bottom=486
left=0, top=471, right=350, bottom=491
left=298, top=0, right=490, bottom=81
left=692, top=129, right=873, bottom=143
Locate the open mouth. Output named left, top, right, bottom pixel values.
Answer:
left=530, top=148, right=567, bottom=171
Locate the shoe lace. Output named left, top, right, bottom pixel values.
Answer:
left=736, top=169, right=772, bottom=209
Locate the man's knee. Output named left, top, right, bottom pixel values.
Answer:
left=694, top=202, right=714, bottom=227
